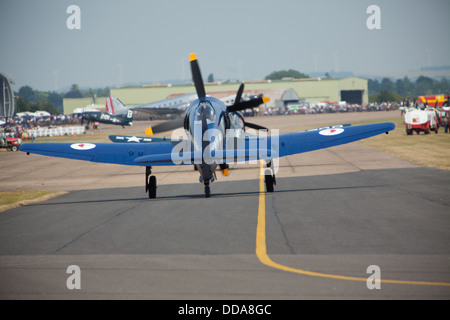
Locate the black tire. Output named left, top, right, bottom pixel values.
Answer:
left=205, top=185, right=211, bottom=198
left=148, top=175, right=157, bottom=199
left=11, top=145, right=18, bottom=152
left=265, top=175, right=274, bottom=192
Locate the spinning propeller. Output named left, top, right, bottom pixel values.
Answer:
left=189, top=53, right=269, bottom=131
left=146, top=53, right=269, bottom=134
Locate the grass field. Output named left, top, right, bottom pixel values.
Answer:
left=0, top=190, right=67, bottom=212
left=359, top=117, right=450, bottom=171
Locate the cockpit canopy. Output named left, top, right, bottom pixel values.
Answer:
left=184, top=97, right=245, bottom=139
left=193, top=102, right=216, bottom=124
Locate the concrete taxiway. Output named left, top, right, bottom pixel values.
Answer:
left=0, top=112, right=449, bottom=299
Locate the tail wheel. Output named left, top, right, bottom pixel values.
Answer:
left=265, top=174, right=274, bottom=192
left=148, top=175, right=157, bottom=199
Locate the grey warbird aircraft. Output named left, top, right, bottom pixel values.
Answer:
left=21, top=53, right=395, bottom=198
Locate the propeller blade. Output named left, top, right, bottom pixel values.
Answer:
left=235, top=83, right=244, bottom=106
left=227, top=96, right=270, bottom=113
left=147, top=117, right=184, bottom=134
left=245, top=121, right=268, bottom=131
left=190, top=53, right=206, bottom=98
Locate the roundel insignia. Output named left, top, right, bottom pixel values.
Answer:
left=70, top=143, right=96, bottom=150
left=319, top=128, right=344, bottom=136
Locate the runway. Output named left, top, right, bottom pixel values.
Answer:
left=1, top=112, right=449, bottom=299
left=1, top=166, right=449, bottom=299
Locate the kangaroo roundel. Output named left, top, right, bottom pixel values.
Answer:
left=319, top=128, right=344, bottom=136
left=70, top=143, right=96, bottom=150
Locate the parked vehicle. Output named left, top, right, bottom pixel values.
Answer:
left=0, top=136, right=22, bottom=151
left=404, top=109, right=435, bottom=135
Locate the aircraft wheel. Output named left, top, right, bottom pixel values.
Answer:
left=148, top=175, right=157, bottom=199
left=265, top=174, right=274, bottom=192
left=204, top=184, right=211, bottom=198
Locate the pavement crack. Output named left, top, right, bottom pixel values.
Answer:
left=54, top=201, right=143, bottom=254
left=270, top=193, right=296, bottom=254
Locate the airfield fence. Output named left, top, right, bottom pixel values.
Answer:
left=28, top=126, right=85, bottom=138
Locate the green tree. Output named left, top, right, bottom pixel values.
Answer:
left=207, top=73, right=214, bottom=83
left=33, top=99, right=59, bottom=114
left=368, top=79, right=380, bottom=95
left=380, top=77, right=394, bottom=92
left=265, top=69, right=309, bottom=80
left=370, top=90, right=402, bottom=103
left=402, top=76, right=414, bottom=97
left=436, top=78, right=449, bottom=93
left=18, top=86, right=41, bottom=103
left=16, top=97, right=32, bottom=113
left=64, top=84, right=83, bottom=98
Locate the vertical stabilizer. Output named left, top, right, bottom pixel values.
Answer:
left=106, top=96, right=128, bottom=115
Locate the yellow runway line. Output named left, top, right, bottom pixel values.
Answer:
left=255, top=162, right=450, bottom=287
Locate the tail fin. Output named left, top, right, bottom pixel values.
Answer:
left=106, top=96, right=128, bottom=115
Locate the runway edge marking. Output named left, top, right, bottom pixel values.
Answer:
left=255, top=162, right=450, bottom=287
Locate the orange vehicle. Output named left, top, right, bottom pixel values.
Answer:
left=417, top=94, right=449, bottom=107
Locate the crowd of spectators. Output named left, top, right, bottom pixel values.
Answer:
left=263, top=101, right=400, bottom=116
left=0, top=114, right=84, bottom=140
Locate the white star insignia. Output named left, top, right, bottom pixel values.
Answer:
left=126, top=136, right=142, bottom=143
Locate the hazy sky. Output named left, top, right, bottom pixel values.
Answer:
left=1, top=0, right=449, bottom=91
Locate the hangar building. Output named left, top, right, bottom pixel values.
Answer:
left=63, top=77, right=368, bottom=114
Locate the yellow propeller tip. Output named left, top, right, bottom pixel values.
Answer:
left=145, top=127, right=153, bottom=136
left=262, top=97, right=270, bottom=104
left=222, top=168, right=229, bottom=176
left=189, top=53, right=197, bottom=62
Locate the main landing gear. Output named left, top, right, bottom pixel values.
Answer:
left=146, top=166, right=157, bottom=199
left=264, top=161, right=276, bottom=193
left=204, top=181, right=211, bottom=198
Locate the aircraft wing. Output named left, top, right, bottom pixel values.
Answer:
left=275, top=122, right=395, bottom=157
left=225, top=122, right=395, bottom=162
left=21, top=122, right=395, bottom=166
left=20, top=141, right=180, bottom=166
left=129, top=93, right=197, bottom=116
left=133, top=122, right=395, bottom=164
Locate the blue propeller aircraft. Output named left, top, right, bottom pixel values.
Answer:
left=21, top=53, right=395, bottom=198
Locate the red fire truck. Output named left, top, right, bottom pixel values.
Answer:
left=417, top=94, right=449, bottom=107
